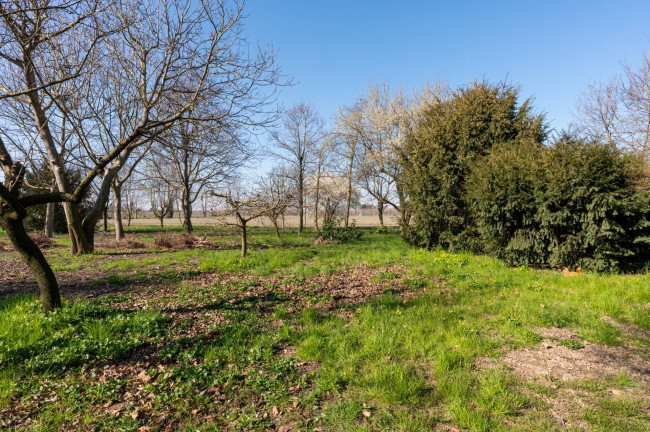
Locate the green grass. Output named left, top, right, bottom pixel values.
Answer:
left=1, top=227, right=649, bottom=431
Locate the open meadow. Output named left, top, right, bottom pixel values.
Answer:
left=0, top=226, right=648, bottom=431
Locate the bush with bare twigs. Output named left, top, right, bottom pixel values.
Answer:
left=104, top=236, right=147, bottom=250
left=154, top=233, right=214, bottom=250
left=29, top=231, right=55, bottom=248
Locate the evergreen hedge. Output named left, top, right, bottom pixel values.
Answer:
left=401, top=81, right=650, bottom=272
left=468, top=136, right=650, bottom=271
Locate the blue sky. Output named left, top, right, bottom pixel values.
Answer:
left=243, top=0, right=650, bottom=135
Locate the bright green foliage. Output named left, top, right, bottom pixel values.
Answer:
left=469, top=135, right=650, bottom=271
left=315, top=218, right=363, bottom=243
left=401, top=81, right=546, bottom=250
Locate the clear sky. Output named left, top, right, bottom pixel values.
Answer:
left=243, top=0, right=650, bottom=136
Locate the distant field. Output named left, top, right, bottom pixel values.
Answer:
left=120, top=213, right=397, bottom=228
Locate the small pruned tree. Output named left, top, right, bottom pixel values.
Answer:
left=148, top=181, right=175, bottom=228
left=212, top=190, right=268, bottom=257
left=259, top=168, right=294, bottom=240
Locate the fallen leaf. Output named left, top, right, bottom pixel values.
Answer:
left=137, top=371, right=152, bottom=383
left=362, top=410, right=371, bottom=417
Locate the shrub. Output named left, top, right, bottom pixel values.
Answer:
left=468, top=135, right=650, bottom=271
left=400, top=81, right=547, bottom=250
left=314, top=218, right=362, bottom=243
left=29, top=231, right=55, bottom=248
left=154, top=233, right=214, bottom=249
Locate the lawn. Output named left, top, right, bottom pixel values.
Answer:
left=0, top=227, right=648, bottom=431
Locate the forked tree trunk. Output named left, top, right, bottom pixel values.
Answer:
left=1, top=214, right=61, bottom=312
left=64, top=202, right=92, bottom=254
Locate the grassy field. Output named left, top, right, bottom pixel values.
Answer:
left=0, top=226, right=648, bottom=431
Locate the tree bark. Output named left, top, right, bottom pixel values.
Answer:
left=273, top=220, right=281, bottom=240
left=103, top=206, right=108, bottom=231
left=344, top=152, right=355, bottom=228
left=298, top=161, right=304, bottom=234
left=182, top=186, right=193, bottom=234
left=377, top=201, right=385, bottom=226
left=240, top=219, right=248, bottom=257
left=313, top=173, right=320, bottom=232
left=112, top=183, right=124, bottom=241
left=1, top=214, right=61, bottom=312
left=64, top=202, right=92, bottom=254
left=44, top=201, right=55, bottom=238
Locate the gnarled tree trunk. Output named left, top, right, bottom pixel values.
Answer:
left=1, top=213, right=61, bottom=312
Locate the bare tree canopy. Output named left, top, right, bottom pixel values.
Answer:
left=270, top=102, right=325, bottom=234
left=574, top=52, right=650, bottom=163
left=0, top=0, right=285, bottom=311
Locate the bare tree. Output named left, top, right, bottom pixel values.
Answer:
left=2, top=0, right=284, bottom=255
left=146, top=118, right=249, bottom=234
left=122, top=181, right=140, bottom=226
left=270, top=103, right=325, bottom=234
left=212, top=189, right=268, bottom=258
left=0, top=0, right=283, bottom=310
left=335, top=82, right=447, bottom=226
left=311, top=135, right=335, bottom=231
left=333, top=102, right=362, bottom=228
left=317, top=174, right=353, bottom=224
left=147, top=179, right=175, bottom=228
left=259, top=167, right=294, bottom=240
left=575, top=52, right=650, bottom=164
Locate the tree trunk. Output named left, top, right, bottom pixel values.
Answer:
left=378, top=201, right=385, bottom=226
left=64, top=202, right=92, bottom=255
left=182, top=187, right=193, bottom=234
left=44, top=201, right=55, bottom=238
left=113, top=184, right=124, bottom=241
left=314, top=174, right=320, bottom=232
left=344, top=154, right=354, bottom=228
left=298, top=166, right=304, bottom=234
left=273, top=219, right=281, bottom=240
left=24, top=65, right=90, bottom=255
left=158, top=215, right=164, bottom=227
left=1, top=214, right=61, bottom=312
left=103, top=206, right=108, bottom=231
left=240, top=221, right=248, bottom=258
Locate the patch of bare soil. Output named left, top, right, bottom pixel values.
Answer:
left=197, top=265, right=424, bottom=313
left=502, top=328, right=650, bottom=386
left=497, top=327, right=650, bottom=430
